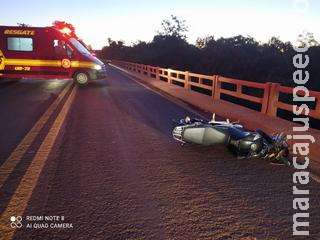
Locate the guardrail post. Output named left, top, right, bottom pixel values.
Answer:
left=266, top=82, right=280, bottom=117
left=184, top=71, right=190, bottom=89
left=168, top=69, right=172, bottom=84
left=316, top=101, right=320, bottom=114
left=211, top=75, right=216, bottom=98
left=147, top=65, right=151, bottom=77
left=236, top=83, right=242, bottom=96
left=260, top=83, right=270, bottom=114
left=142, top=65, right=146, bottom=75
left=213, top=75, right=221, bottom=100
left=156, top=67, right=160, bottom=81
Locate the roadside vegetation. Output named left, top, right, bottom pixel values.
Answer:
left=99, top=15, right=320, bottom=91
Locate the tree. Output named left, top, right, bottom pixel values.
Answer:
left=99, top=22, right=320, bottom=93
left=195, top=36, right=215, bottom=49
left=268, top=37, right=293, bottom=53
left=157, top=15, right=188, bottom=40
left=297, top=31, right=319, bottom=47
left=101, top=38, right=126, bottom=60
left=17, top=23, right=31, bottom=27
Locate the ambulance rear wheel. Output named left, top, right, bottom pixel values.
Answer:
left=73, top=72, right=89, bottom=85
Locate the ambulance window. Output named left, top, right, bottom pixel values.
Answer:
left=69, top=38, right=91, bottom=55
left=66, top=44, right=74, bottom=58
left=54, top=40, right=66, bottom=56
left=7, top=37, right=33, bottom=51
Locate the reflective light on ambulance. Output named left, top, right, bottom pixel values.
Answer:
left=93, top=65, right=102, bottom=70
left=60, top=27, right=72, bottom=35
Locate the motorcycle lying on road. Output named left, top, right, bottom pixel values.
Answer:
left=172, top=114, right=292, bottom=166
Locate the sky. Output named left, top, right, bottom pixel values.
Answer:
left=1, top=0, right=320, bottom=49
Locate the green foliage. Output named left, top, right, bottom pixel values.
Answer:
left=17, top=23, right=31, bottom=27
left=297, top=31, right=319, bottom=47
left=100, top=31, right=320, bottom=91
left=157, top=15, right=188, bottom=40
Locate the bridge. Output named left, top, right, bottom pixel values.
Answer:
left=0, top=63, right=320, bottom=239
left=112, top=60, right=320, bottom=168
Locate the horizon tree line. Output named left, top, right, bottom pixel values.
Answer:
left=99, top=15, right=320, bottom=92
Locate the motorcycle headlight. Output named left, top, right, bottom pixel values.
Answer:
left=250, top=143, right=258, bottom=151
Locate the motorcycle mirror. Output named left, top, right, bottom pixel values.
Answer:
left=185, top=116, right=191, bottom=123
left=211, top=113, right=216, bottom=122
left=278, top=132, right=284, bottom=139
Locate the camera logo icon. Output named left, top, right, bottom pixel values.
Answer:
left=10, top=216, right=22, bottom=228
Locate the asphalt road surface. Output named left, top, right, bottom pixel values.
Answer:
left=0, top=66, right=320, bottom=240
